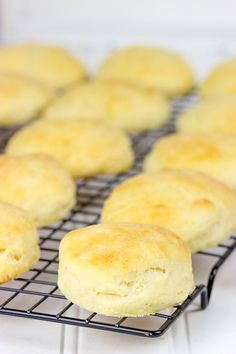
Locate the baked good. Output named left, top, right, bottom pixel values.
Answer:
left=0, top=202, right=40, bottom=284
left=5, top=119, right=134, bottom=178
left=177, top=97, right=236, bottom=134
left=96, top=46, right=194, bottom=97
left=0, top=73, right=53, bottom=126
left=0, top=154, right=76, bottom=227
left=0, top=43, right=86, bottom=90
left=144, top=133, right=236, bottom=190
left=201, top=58, right=236, bottom=98
left=58, top=223, right=194, bottom=316
left=101, top=169, right=236, bottom=252
left=42, top=80, right=170, bottom=132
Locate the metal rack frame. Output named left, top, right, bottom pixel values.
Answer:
left=0, top=93, right=235, bottom=338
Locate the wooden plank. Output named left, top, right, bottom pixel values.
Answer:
left=0, top=316, right=62, bottom=354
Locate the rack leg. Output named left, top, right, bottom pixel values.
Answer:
left=200, top=286, right=208, bottom=310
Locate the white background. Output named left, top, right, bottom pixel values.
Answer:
left=0, top=1, right=236, bottom=353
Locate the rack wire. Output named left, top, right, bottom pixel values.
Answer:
left=0, top=93, right=235, bottom=338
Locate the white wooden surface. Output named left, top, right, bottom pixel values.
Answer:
left=0, top=1, right=236, bottom=353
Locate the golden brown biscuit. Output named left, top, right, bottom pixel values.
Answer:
left=101, top=169, right=236, bottom=252
left=0, top=202, right=40, bottom=284
left=58, top=223, right=194, bottom=316
left=0, top=73, right=53, bottom=126
left=5, top=119, right=134, bottom=178
left=201, top=58, right=236, bottom=98
left=144, top=133, right=236, bottom=190
left=97, top=47, right=194, bottom=97
left=43, top=80, right=170, bottom=132
left=0, top=43, right=86, bottom=90
left=0, top=154, right=76, bottom=227
left=177, top=97, right=236, bottom=134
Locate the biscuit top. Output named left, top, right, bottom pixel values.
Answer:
left=177, top=97, right=236, bottom=134
left=0, top=154, right=76, bottom=227
left=0, top=153, right=74, bottom=186
left=0, top=73, right=53, bottom=124
left=0, top=43, right=86, bottom=89
left=144, top=133, right=236, bottom=172
left=101, top=169, right=236, bottom=251
left=0, top=154, right=75, bottom=208
left=0, top=202, right=38, bottom=243
left=60, top=223, right=190, bottom=275
left=42, top=80, right=169, bottom=131
left=201, top=58, right=236, bottom=98
left=0, top=73, right=51, bottom=98
left=97, top=46, right=194, bottom=96
left=5, top=119, right=131, bottom=153
left=102, top=168, right=236, bottom=216
left=43, top=80, right=167, bottom=119
left=5, top=119, right=134, bottom=177
left=5, top=119, right=133, bottom=161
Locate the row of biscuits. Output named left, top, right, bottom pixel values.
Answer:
left=57, top=47, right=236, bottom=316
left=0, top=120, right=134, bottom=283
left=1, top=43, right=236, bottom=132
left=0, top=42, right=236, bottom=318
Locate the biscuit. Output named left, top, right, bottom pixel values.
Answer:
left=5, top=119, right=134, bottom=178
left=101, top=169, right=236, bottom=252
left=0, top=155, right=76, bottom=227
left=177, top=97, right=236, bottom=134
left=43, top=80, right=170, bottom=132
left=0, top=202, right=40, bottom=284
left=58, top=223, right=194, bottom=316
left=144, top=133, right=236, bottom=190
left=0, top=43, right=86, bottom=90
left=0, top=73, right=53, bottom=126
left=201, top=58, right=236, bottom=98
left=97, top=47, right=194, bottom=97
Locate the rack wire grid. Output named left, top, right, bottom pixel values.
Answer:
left=0, top=92, right=235, bottom=338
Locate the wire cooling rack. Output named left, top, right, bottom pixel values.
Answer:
left=0, top=93, right=235, bottom=338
